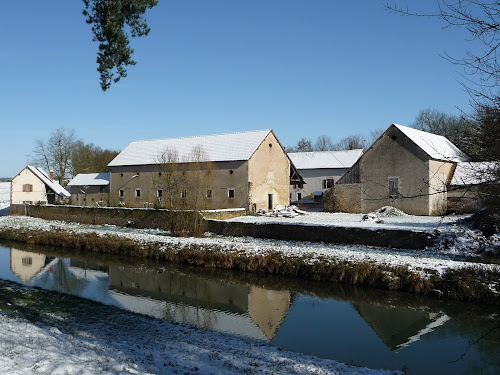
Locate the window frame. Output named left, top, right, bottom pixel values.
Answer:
left=388, top=177, right=399, bottom=199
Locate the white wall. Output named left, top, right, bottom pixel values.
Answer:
left=11, top=168, right=47, bottom=205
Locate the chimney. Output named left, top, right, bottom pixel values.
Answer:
left=50, top=170, right=54, bottom=181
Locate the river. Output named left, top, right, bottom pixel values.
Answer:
left=0, top=241, right=498, bottom=375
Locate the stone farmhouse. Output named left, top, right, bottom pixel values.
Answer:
left=11, top=166, right=70, bottom=206
left=67, top=173, right=110, bottom=207
left=288, top=149, right=363, bottom=202
left=325, top=124, right=466, bottom=215
left=107, top=129, right=302, bottom=211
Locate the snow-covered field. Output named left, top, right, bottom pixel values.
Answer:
left=0, top=282, right=397, bottom=375
left=227, top=208, right=465, bottom=233
left=0, top=181, right=10, bottom=215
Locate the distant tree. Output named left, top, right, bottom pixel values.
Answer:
left=333, top=134, right=367, bottom=151
left=83, top=0, right=159, bottom=91
left=287, top=138, right=313, bottom=152
left=71, top=141, right=120, bottom=175
left=411, top=108, right=478, bottom=157
left=314, top=135, right=335, bottom=151
left=367, top=128, right=384, bottom=147
left=32, top=129, right=79, bottom=183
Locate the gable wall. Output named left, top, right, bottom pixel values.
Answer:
left=360, top=132, right=432, bottom=215
left=11, top=168, right=47, bottom=205
left=248, top=132, right=290, bottom=210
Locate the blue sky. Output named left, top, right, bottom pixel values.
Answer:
left=0, top=1, right=475, bottom=177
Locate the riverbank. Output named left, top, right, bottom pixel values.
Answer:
left=0, top=279, right=400, bottom=375
left=0, top=215, right=499, bottom=304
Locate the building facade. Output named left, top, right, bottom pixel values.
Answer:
left=67, top=173, right=110, bottom=206
left=107, top=130, right=299, bottom=211
left=11, top=166, right=70, bottom=206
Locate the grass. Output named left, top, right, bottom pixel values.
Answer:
left=0, top=227, right=498, bottom=304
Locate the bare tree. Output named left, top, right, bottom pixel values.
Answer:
left=287, top=138, right=313, bottom=152
left=384, top=1, right=500, bottom=98
left=32, top=128, right=79, bottom=183
left=333, top=134, right=367, bottom=151
left=155, top=148, right=180, bottom=209
left=412, top=108, right=479, bottom=157
left=314, top=135, right=335, bottom=151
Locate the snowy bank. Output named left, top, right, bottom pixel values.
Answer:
left=0, top=280, right=400, bottom=375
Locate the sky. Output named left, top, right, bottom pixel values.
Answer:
left=0, top=1, right=477, bottom=178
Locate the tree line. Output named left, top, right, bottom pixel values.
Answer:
left=32, top=128, right=119, bottom=184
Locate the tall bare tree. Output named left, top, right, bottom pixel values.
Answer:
left=32, top=128, right=79, bottom=183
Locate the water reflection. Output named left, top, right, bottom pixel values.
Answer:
left=1, top=243, right=499, bottom=375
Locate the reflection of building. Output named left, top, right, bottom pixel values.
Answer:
left=10, top=248, right=49, bottom=282
left=108, top=266, right=291, bottom=341
left=353, top=303, right=449, bottom=351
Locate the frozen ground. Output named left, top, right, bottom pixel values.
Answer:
left=0, top=281, right=397, bottom=375
left=0, top=181, right=10, bottom=215
left=227, top=208, right=466, bottom=233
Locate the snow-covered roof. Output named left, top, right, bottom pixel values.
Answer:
left=288, top=149, right=363, bottom=170
left=67, top=173, right=110, bottom=187
left=392, top=124, right=466, bottom=162
left=450, top=162, right=499, bottom=186
left=27, top=166, right=70, bottom=198
left=108, top=130, right=273, bottom=167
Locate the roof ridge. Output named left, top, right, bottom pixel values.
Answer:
left=129, top=129, right=272, bottom=144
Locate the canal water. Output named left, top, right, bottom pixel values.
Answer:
left=0, top=241, right=498, bottom=375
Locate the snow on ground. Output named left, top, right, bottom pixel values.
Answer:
left=1, top=216, right=499, bottom=279
left=0, top=282, right=398, bottom=375
left=227, top=208, right=466, bottom=233
left=0, top=181, right=10, bottom=215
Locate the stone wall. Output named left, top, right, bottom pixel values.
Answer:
left=324, top=184, right=361, bottom=213
left=206, top=220, right=436, bottom=250
left=23, top=205, right=205, bottom=233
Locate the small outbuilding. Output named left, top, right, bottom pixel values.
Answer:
left=325, top=124, right=466, bottom=216
left=67, top=173, right=110, bottom=206
left=11, top=166, right=70, bottom=206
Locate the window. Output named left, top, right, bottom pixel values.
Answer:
left=22, top=184, right=33, bottom=192
left=389, top=177, right=399, bottom=198
left=135, top=189, right=141, bottom=197
left=22, top=257, right=32, bottom=266
left=298, top=193, right=302, bottom=200
left=228, top=189, right=235, bottom=198
left=322, top=178, right=334, bottom=189
left=206, top=189, right=212, bottom=198
left=157, top=189, right=163, bottom=198
left=99, top=186, right=105, bottom=194
left=181, top=189, right=187, bottom=198
left=119, top=189, right=124, bottom=197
